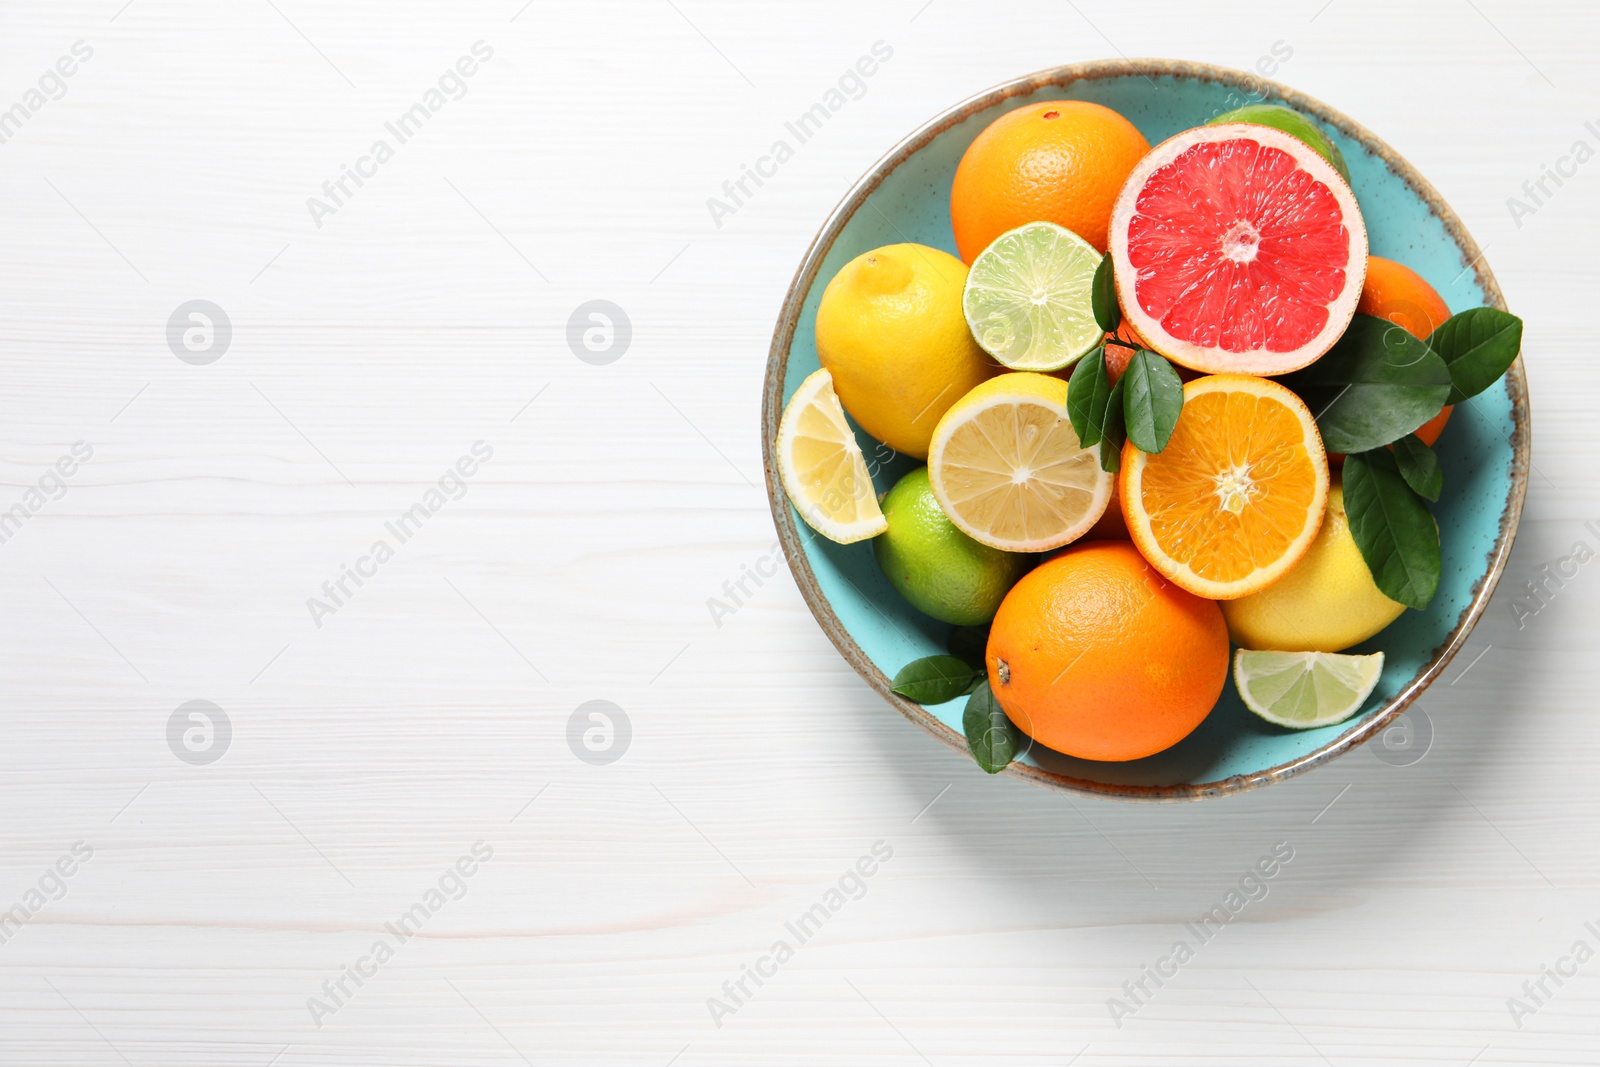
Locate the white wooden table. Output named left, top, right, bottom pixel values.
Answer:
left=0, top=1, right=1595, bottom=1063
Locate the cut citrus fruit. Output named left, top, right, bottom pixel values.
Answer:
left=1108, top=122, right=1367, bottom=375
left=776, top=368, right=887, bottom=544
left=1120, top=375, right=1329, bottom=600
left=962, top=221, right=1103, bottom=372
left=928, top=372, right=1112, bottom=552
left=1233, top=649, right=1384, bottom=729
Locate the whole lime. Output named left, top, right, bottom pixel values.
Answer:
left=875, top=467, right=1029, bottom=625
left=1209, top=103, right=1351, bottom=185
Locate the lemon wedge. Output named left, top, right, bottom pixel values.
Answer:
left=777, top=368, right=887, bottom=544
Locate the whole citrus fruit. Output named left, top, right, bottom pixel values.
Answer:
left=815, top=244, right=994, bottom=459
left=986, top=541, right=1229, bottom=761
left=950, top=101, right=1150, bottom=261
left=875, top=467, right=1029, bottom=625
left=1357, top=255, right=1454, bottom=447
left=1207, top=103, right=1351, bottom=184
left=1221, top=479, right=1407, bottom=652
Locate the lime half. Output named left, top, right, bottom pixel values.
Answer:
left=962, top=221, right=1102, bottom=372
left=1233, top=649, right=1384, bottom=729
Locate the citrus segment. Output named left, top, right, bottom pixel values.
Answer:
left=962, top=221, right=1104, bottom=372
left=1120, top=375, right=1329, bottom=599
left=928, top=373, right=1112, bottom=552
left=1233, top=649, right=1384, bottom=729
left=776, top=368, right=887, bottom=544
left=1109, top=123, right=1367, bottom=375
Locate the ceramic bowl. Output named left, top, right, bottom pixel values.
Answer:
left=761, top=60, right=1528, bottom=801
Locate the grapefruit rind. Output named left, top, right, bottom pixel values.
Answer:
left=1108, top=123, right=1367, bottom=376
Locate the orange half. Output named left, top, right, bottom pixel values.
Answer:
left=1120, top=375, right=1329, bottom=600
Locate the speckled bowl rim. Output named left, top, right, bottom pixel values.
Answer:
left=760, top=59, right=1529, bottom=802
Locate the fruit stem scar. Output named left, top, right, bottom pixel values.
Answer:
left=1214, top=464, right=1257, bottom=514
left=1221, top=219, right=1261, bottom=263
left=996, top=658, right=1011, bottom=685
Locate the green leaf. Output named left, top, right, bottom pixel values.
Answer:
left=1426, top=307, right=1523, bottom=404
left=1282, top=314, right=1451, bottom=453
left=1121, top=349, right=1184, bottom=453
left=946, top=625, right=990, bottom=671
left=1343, top=449, right=1441, bottom=609
left=891, top=655, right=984, bottom=705
left=1099, top=376, right=1126, bottom=473
left=1066, top=346, right=1111, bottom=447
left=1391, top=433, right=1442, bottom=502
left=962, top=682, right=1022, bottom=774
left=1092, top=252, right=1120, bottom=335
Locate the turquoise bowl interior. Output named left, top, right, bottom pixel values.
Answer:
left=761, top=60, right=1528, bottom=801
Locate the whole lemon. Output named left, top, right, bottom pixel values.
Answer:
left=1222, top=480, right=1407, bottom=652
left=875, top=467, right=1029, bottom=626
left=815, top=244, right=994, bottom=459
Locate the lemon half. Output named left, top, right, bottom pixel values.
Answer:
left=927, top=372, right=1112, bottom=552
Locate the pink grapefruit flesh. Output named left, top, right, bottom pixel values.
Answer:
left=1108, top=123, right=1367, bottom=375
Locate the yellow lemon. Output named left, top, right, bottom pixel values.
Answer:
left=1222, top=480, right=1407, bottom=652
left=815, top=243, right=994, bottom=459
left=927, top=372, right=1111, bottom=552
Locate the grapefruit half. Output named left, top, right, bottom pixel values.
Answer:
left=1108, top=123, right=1367, bottom=376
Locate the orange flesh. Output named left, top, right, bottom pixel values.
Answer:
left=1138, top=389, right=1321, bottom=585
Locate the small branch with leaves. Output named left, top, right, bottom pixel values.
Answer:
left=1284, top=306, right=1522, bottom=610
left=1067, top=253, right=1186, bottom=473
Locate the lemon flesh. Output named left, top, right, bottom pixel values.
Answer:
left=815, top=244, right=993, bottom=460
left=777, top=368, right=887, bottom=544
left=1222, top=481, right=1406, bottom=652
left=1234, top=649, right=1384, bottom=729
left=963, top=221, right=1104, bottom=372
left=928, top=372, right=1112, bottom=552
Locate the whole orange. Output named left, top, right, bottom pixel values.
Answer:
left=986, top=541, right=1228, bottom=762
left=951, top=101, right=1150, bottom=261
left=1357, top=255, right=1454, bottom=448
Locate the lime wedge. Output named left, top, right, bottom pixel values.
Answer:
left=962, top=221, right=1103, bottom=372
left=1233, top=649, right=1385, bottom=729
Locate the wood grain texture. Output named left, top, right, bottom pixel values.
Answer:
left=0, top=0, right=1596, bottom=1063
